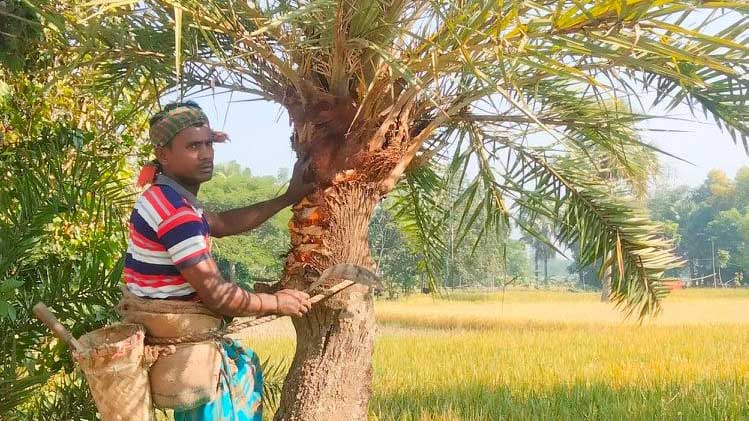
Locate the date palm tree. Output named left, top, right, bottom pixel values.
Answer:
left=28, top=1, right=748, bottom=419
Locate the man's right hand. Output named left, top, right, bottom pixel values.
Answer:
left=180, top=257, right=313, bottom=318
left=274, top=289, right=312, bottom=317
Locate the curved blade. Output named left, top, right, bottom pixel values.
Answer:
left=308, top=263, right=383, bottom=291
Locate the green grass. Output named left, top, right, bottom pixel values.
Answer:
left=247, top=289, right=749, bottom=420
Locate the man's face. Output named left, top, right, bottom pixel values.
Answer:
left=157, top=125, right=215, bottom=185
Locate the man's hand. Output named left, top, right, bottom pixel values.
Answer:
left=180, top=257, right=313, bottom=318
left=273, top=289, right=312, bottom=317
left=207, top=158, right=312, bottom=238
left=284, top=158, right=316, bottom=204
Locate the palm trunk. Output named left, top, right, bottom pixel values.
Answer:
left=600, top=266, right=611, bottom=302
left=274, top=81, right=422, bottom=420
left=275, top=182, right=380, bottom=420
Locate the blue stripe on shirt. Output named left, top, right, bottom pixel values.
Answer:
left=160, top=220, right=209, bottom=248
left=125, top=253, right=181, bottom=276
left=130, top=209, right=160, bottom=242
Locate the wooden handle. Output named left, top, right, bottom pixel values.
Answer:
left=32, top=303, right=85, bottom=354
left=310, top=280, right=355, bottom=304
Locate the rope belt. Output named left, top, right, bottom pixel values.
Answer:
left=144, top=268, right=376, bottom=346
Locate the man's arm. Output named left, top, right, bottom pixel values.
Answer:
left=180, top=256, right=311, bottom=317
left=206, top=194, right=294, bottom=238
left=205, top=158, right=316, bottom=238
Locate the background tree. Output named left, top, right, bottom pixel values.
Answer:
left=199, top=162, right=293, bottom=284
left=520, top=227, right=556, bottom=285
left=735, top=167, right=749, bottom=212
left=649, top=167, right=749, bottom=287
left=368, top=204, right=421, bottom=297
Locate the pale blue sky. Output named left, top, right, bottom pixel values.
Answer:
left=184, top=90, right=748, bottom=188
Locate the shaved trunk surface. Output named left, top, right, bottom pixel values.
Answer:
left=274, top=182, right=380, bottom=420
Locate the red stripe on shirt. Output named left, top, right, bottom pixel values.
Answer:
left=143, top=189, right=169, bottom=219
left=124, top=267, right=182, bottom=281
left=125, top=275, right=189, bottom=288
left=157, top=210, right=202, bottom=238
left=150, top=186, right=177, bottom=214
left=124, top=268, right=187, bottom=286
left=129, top=224, right=165, bottom=251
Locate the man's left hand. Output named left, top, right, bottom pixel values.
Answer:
left=284, top=157, right=316, bottom=203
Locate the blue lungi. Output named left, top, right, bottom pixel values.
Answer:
left=174, top=340, right=263, bottom=421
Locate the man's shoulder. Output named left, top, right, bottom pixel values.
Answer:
left=133, top=185, right=197, bottom=230
left=139, top=184, right=192, bottom=212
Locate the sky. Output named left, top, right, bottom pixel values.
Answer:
left=640, top=104, right=749, bottom=187
left=182, top=90, right=748, bottom=189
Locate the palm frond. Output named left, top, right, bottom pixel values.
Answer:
left=27, top=0, right=747, bottom=320
left=0, top=63, right=145, bottom=416
left=502, top=142, right=682, bottom=317
left=388, top=165, right=449, bottom=291
left=260, top=357, right=288, bottom=412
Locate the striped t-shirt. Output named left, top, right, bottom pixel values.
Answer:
left=124, top=175, right=211, bottom=299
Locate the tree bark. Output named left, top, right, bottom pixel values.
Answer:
left=275, top=182, right=380, bottom=420
left=600, top=266, right=611, bottom=302
left=274, top=79, right=423, bottom=420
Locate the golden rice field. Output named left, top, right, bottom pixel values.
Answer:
left=247, top=289, right=749, bottom=420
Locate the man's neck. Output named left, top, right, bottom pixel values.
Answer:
left=155, top=173, right=204, bottom=211
left=162, top=172, right=200, bottom=196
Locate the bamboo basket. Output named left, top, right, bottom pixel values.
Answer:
left=74, top=323, right=156, bottom=421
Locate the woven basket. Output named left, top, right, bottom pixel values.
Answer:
left=74, top=323, right=155, bottom=421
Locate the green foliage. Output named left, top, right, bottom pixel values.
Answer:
left=0, top=1, right=45, bottom=72
left=0, top=9, right=153, bottom=414
left=259, top=357, right=287, bottom=412
left=385, top=167, right=530, bottom=292
left=0, top=80, right=145, bottom=418
left=649, top=167, right=749, bottom=287
left=369, top=204, right=422, bottom=297
left=452, top=234, right=530, bottom=288
left=735, top=167, right=749, bottom=212
left=559, top=134, right=664, bottom=291
left=199, top=162, right=292, bottom=284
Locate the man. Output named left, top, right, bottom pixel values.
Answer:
left=126, top=101, right=313, bottom=420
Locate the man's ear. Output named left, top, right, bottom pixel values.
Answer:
left=154, top=145, right=167, bottom=165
